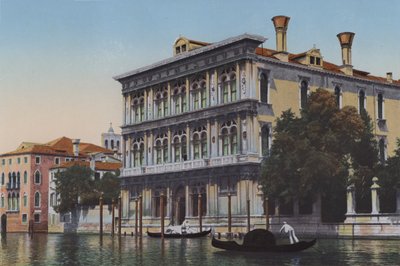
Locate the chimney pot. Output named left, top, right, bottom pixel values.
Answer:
left=387, top=72, right=393, bottom=83
left=337, top=32, right=355, bottom=75
left=72, top=139, right=80, bottom=157
left=271, top=15, right=290, bottom=53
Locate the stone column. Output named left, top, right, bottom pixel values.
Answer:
left=143, top=89, right=148, bottom=121
left=186, top=123, right=190, bottom=161
left=371, top=177, right=380, bottom=215
left=236, top=62, right=240, bottom=100
left=167, top=128, right=172, bottom=163
left=186, top=78, right=190, bottom=112
left=346, top=183, right=356, bottom=215
left=144, top=133, right=148, bottom=166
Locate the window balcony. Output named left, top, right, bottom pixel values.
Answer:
left=6, top=182, right=20, bottom=190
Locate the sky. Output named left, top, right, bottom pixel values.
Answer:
left=0, top=0, right=399, bottom=153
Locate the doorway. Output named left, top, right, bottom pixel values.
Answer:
left=1, top=214, right=6, bottom=233
left=174, top=186, right=186, bottom=225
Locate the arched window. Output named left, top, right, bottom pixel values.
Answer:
left=24, top=171, right=27, bottom=184
left=173, top=81, right=186, bottom=114
left=23, top=192, right=27, bottom=207
left=155, top=133, right=168, bottom=164
left=230, top=127, right=238, bottom=155
left=173, top=131, right=187, bottom=162
left=34, top=192, right=40, bottom=207
left=191, top=83, right=199, bottom=110
left=358, top=90, right=366, bottom=112
left=132, top=138, right=145, bottom=167
left=17, top=172, right=20, bottom=188
left=219, top=67, right=236, bottom=104
left=7, top=193, right=11, bottom=210
left=220, top=121, right=238, bottom=156
left=132, top=91, right=145, bottom=122
left=34, top=170, right=41, bottom=184
left=12, top=172, right=16, bottom=188
left=261, top=125, right=270, bottom=157
left=379, top=138, right=386, bottom=163
left=16, top=193, right=19, bottom=210
left=11, top=192, right=15, bottom=210
left=193, top=134, right=200, bottom=159
left=190, top=75, right=207, bottom=111
left=117, top=141, right=120, bottom=150
left=1, top=173, right=4, bottom=185
left=334, top=86, right=342, bottom=108
left=260, top=73, right=269, bottom=103
left=222, top=76, right=229, bottom=103
left=1, top=194, right=4, bottom=208
left=105, top=140, right=108, bottom=149
left=377, top=93, right=384, bottom=120
left=193, top=127, right=208, bottom=159
left=111, top=140, right=114, bottom=149
left=200, top=81, right=207, bottom=108
left=230, top=73, right=237, bottom=101
left=300, top=80, right=308, bottom=109
left=222, top=128, right=229, bottom=156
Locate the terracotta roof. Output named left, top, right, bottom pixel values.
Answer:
left=51, top=161, right=122, bottom=171
left=1, top=137, right=114, bottom=157
left=256, top=46, right=400, bottom=86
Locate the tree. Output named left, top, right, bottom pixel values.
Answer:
left=261, top=88, right=365, bottom=221
left=350, top=110, right=379, bottom=212
left=378, top=139, right=400, bottom=212
left=55, top=165, right=94, bottom=213
left=55, top=165, right=121, bottom=213
left=96, top=170, right=121, bottom=204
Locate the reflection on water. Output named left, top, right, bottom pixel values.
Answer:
left=0, top=233, right=399, bottom=266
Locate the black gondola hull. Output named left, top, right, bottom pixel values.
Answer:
left=147, top=229, right=212, bottom=238
left=211, top=237, right=316, bottom=252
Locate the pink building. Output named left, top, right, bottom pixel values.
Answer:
left=0, top=137, right=114, bottom=233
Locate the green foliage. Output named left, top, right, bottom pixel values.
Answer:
left=378, top=139, right=400, bottom=212
left=55, top=165, right=121, bottom=213
left=351, top=110, right=379, bottom=212
left=96, top=171, right=121, bottom=204
left=54, top=165, right=94, bottom=213
left=262, top=89, right=365, bottom=221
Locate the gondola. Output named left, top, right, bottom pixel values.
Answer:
left=211, top=229, right=316, bottom=252
left=147, top=228, right=212, bottom=238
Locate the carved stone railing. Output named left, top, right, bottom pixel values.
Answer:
left=121, top=154, right=261, bottom=177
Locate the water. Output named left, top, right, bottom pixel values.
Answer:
left=1, top=233, right=399, bottom=265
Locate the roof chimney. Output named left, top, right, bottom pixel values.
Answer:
left=272, top=16, right=290, bottom=53
left=90, top=155, right=96, bottom=171
left=387, top=72, right=393, bottom=83
left=337, top=32, right=355, bottom=75
left=72, top=139, right=80, bottom=157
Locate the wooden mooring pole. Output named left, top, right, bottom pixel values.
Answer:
left=111, top=198, right=115, bottom=236
left=139, top=195, right=143, bottom=237
left=228, top=193, right=232, bottom=234
left=118, top=195, right=122, bottom=237
left=135, top=198, right=138, bottom=236
left=198, top=194, right=202, bottom=232
left=99, top=194, right=103, bottom=237
left=160, top=192, right=165, bottom=239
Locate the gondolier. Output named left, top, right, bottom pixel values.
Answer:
left=280, top=222, right=299, bottom=244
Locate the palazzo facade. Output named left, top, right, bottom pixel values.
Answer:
left=114, top=16, right=400, bottom=229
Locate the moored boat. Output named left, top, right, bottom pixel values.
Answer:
left=211, top=229, right=316, bottom=252
left=147, top=229, right=212, bottom=238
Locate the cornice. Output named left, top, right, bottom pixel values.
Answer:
left=255, top=55, right=400, bottom=90
left=114, top=33, right=266, bottom=81
left=121, top=99, right=259, bottom=135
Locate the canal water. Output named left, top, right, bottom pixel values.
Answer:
left=1, top=233, right=399, bottom=265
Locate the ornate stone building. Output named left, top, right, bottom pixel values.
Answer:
left=114, top=16, right=400, bottom=230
